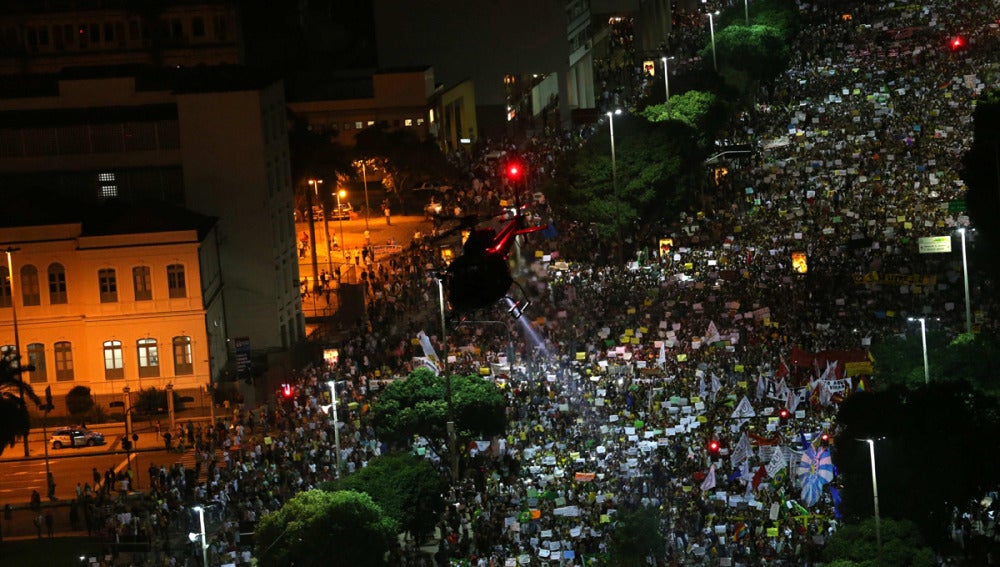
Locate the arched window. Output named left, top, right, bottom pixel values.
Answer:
left=132, top=266, right=152, bottom=301
left=167, top=264, right=186, bottom=298
left=103, top=340, right=123, bottom=379
left=137, top=338, right=159, bottom=378
left=54, top=341, right=74, bottom=382
left=48, top=263, right=67, bottom=304
left=20, top=265, right=40, bottom=306
left=172, top=336, right=193, bottom=375
left=0, top=268, right=10, bottom=308
left=26, top=343, right=46, bottom=383
left=98, top=268, right=117, bottom=303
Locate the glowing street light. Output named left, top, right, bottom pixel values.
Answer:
left=607, top=109, right=622, bottom=194
left=4, top=246, right=27, bottom=457
left=335, top=189, right=347, bottom=259
left=189, top=505, right=209, bottom=567
left=707, top=11, right=720, bottom=72
left=327, top=380, right=342, bottom=479
left=660, top=56, right=675, bottom=104
left=861, top=439, right=882, bottom=555
left=957, top=227, right=972, bottom=334
left=906, top=317, right=930, bottom=384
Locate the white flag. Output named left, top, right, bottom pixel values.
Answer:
left=416, top=331, right=439, bottom=364
left=700, top=464, right=717, bottom=491
left=731, top=396, right=757, bottom=420
left=705, top=321, right=722, bottom=344
left=766, top=447, right=786, bottom=478
left=730, top=432, right=752, bottom=468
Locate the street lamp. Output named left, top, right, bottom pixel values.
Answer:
left=4, top=246, right=27, bottom=457
left=326, top=380, right=342, bottom=479
left=309, top=179, right=334, bottom=277
left=957, top=228, right=972, bottom=334
left=335, top=189, right=348, bottom=259
left=433, top=274, right=458, bottom=479
left=906, top=317, right=930, bottom=384
left=357, top=160, right=371, bottom=232
left=189, top=505, right=209, bottom=567
left=660, top=56, right=675, bottom=104
left=607, top=109, right=622, bottom=193
left=707, top=11, right=720, bottom=72
left=743, top=0, right=749, bottom=25
left=861, top=439, right=882, bottom=555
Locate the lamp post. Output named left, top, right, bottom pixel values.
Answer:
left=958, top=228, right=972, bottom=334
left=309, top=179, right=334, bottom=277
left=327, top=380, right=342, bottom=479
left=743, top=0, right=749, bottom=25
left=335, top=189, right=348, bottom=259
left=660, top=56, right=674, bottom=104
left=358, top=160, right=371, bottom=232
left=192, top=505, right=209, bottom=567
left=707, top=11, right=720, bottom=72
left=434, top=275, right=458, bottom=479
left=863, top=439, right=882, bottom=555
left=4, top=247, right=27, bottom=457
left=607, top=109, right=621, bottom=193
left=907, top=317, right=929, bottom=384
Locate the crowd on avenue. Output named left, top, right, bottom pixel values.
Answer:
left=23, top=0, right=1000, bottom=566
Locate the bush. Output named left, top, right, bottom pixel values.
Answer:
left=65, top=386, right=95, bottom=417
left=134, top=387, right=184, bottom=415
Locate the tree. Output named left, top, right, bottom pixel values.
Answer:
left=134, top=387, right=183, bottom=415
left=65, top=385, right=95, bottom=418
left=821, top=518, right=936, bottom=567
left=0, top=353, right=40, bottom=456
left=369, top=368, right=506, bottom=463
left=255, top=490, right=397, bottom=567
left=872, top=331, right=1000, bottom=396
left=321, top=452, right=445, bottom=542
left=287, top=113, right=356, bottom=216
left=832, top=381, right=1000, bottom=546
left=641, top=90, right=729, bottom=140
left=708, top=24, right=790, bottom=84
left=603, top=507, right=666, bottom=567
left=353, top=124, right=457, bottom=212
left=547, top=116, right=708, bottom=257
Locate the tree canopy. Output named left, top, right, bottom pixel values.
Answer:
left=709, top=24, right=790, bottom=84
left=0, top=354, right=39, bottom=456
left=255, top=489, right=397, bottom=567
left=321, top=452, right=445, bottom=542
left=832, top=381, right=1000, bottom=545
left=602, top=506, right=666, bottom=567
left=354, top=124, right=457, bottom=209
left=821, top=517, right=936, bottom=567
left=641, top=90, right=728, bottom=140
left=370, top=368, right=506, bottom=460
left=546, top=115, right=707, bottom=255
left=872, top=331, right=1000, bottom=396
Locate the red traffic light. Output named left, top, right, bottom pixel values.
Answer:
left=820, top=433, right=831, bottom=446
left=950, top=36, right=965, bottom=50
left=506, top=163, right=523, bottom=181
left=779, top=408, right=790, bottom=420
left=281, top=383, right=294, bottom=398
left=708, top=440, right=721, bottom=454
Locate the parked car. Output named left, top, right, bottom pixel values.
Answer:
left=328, top=203, right=353, bottom=220
left=50, top=427, right=105, bottom=449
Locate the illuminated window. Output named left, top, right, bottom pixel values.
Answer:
left=137, top=338, right=159, bottom=378
left=98, top=268, right=117, bottom=303
left=54, top=341, right=74, bottom=381
left=167, top=264, right=186, bottom=298
left=404, top=119, right=413, bottom=127
left=21, top=265, right=40, bottom=306
left=98, top=172, right=117, bottom=198
left=417, top=118, right=425, bottom=125
left=27, top=343, right=46, bottom=383
left=103, top=340, right=124, bottom=379
left=355, top=121, right=363, bottom=129
left=366, top=121, right=374, bottom=126
left=48, top=263, right=67, bottom=304
left=173, top=336, right=193, bottom=375
left=132, top=266, right=152, bottom=301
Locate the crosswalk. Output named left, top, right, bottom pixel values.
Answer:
left=174, top=447, right=226, bottom=484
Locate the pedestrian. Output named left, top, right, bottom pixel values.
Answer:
left=92, top=467, right=100, bottom=487
left=163, top=431, right=172, bottom=451
left=44, top=510, right=53, bottom=537
left=30, top=489, right=41, bottom=512
left=33, top=512, right=42, bottom=538
left=382, top=199, right=391, bottom=225
left=46, top=471, right=56, bottom=500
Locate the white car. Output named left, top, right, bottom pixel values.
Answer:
left=50, top=427, right=105, bottom=449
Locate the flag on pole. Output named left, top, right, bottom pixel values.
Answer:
left=756, top=373, right=767, bottom=400
left=711, top=373, right=723, bottom=398
left=774, top=355, right=790, bottom=379
left=752, top=464, right=768, bottom=490
left=705, top=321, right=721, bottom=344
left=657, top=340, right=666, bottom=367
left=700, top=464, right=717, bottom=491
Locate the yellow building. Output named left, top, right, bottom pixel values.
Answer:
left=0, top=203, right=222, bottom=405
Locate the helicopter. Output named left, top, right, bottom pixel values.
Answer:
left=431, top=200, right=547, bottom=319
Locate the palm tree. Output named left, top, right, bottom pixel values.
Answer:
left=0, top=352, right=39, bottom=456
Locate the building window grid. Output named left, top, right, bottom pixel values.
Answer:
left=54, top=341, right=74, bottom=382
left=98, top=268, right=118, bottom=303
left=137, top=338, right=159, bottom=378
